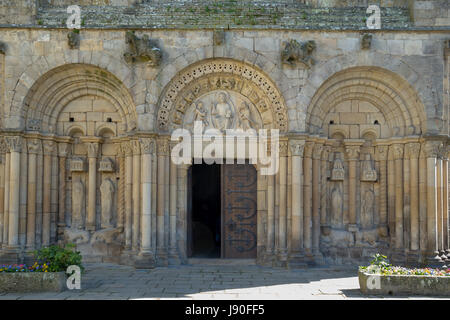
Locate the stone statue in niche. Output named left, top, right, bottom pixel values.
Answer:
left=360, top=189, right=375, bottom=229
left=361, top=154, right=377, bottom=181
left=124, top=31, right=162, bottom=66
left=281, top=39, right=316, bottom=67
left=330, top=186, right=343, bottom=227
left=211, top=92, right=234, bottom=132
left=100, top=178, right=115, bottom=229
left=71, top=178, right=85, bottom=229
left=331, top=154, right=345, bottom=181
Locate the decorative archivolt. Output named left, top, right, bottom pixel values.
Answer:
left=22, top=63, right=137, bottom=134
left=306, top=66, right=427, bottom=137
left=157, top=59, right=288, bottom=133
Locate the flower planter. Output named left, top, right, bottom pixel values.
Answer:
left=0, top=272, right=66, bottom=293
left=358, top=270, right=450, bottom=296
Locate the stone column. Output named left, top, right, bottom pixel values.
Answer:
left=424, top=141, right=442, bottom=263
left=278, top=140, right=288, bottom=263
left=303, top=142, right=314, bottom=257
left=156, top=138, right=168, bottom=266
left=26, top=139, right=41, bottom=250
left=407, top=143, right=421, bottom=254
left=19, top=143, right=28, bottom=246
left=169, top=142, right=179, bottom=264
left=320, top=146, right=330, bottom=231
left=2, top=150, right=9, bottom=247
left=86, top=141, right=100, bottom=231
left=50, top=146, right=58, bottom=244
left=132, top=140, right=141, bottom=251
left=57, top=142, right=70, bottom=243
left=392, top=144, right=405, bottom=258
left=436, top=155, right=444, bottom=259
left=123, top=141, right=133, bottom=250
left=116, top=143, right=125, bottom=230
left=419, top=146, right=428, bottom=254
left=137, top=138, right=155, bottom=267
left=42, top=140, right=56, bottom=246
left=444, top=149, right=450, bottom=260
left=5, top=136, right=22, bottom=248
left=177, top=164, right=189, bottom=263
left=312, top=143, right=323, bottom=261
left=0, top=139, right=5, bottom=246
left=375, top=145, right=389, bottom=236
left=266, top=170, right=275, bottom=261
left=289, top=140, right=305, bottom=262
left=387, top=147, right=396, bottom=247
left=344, top=144, right=360, bottom=230
left=403, top=144, right=411, bottom=251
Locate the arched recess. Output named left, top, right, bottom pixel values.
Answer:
left=305, top=66, right=427, bottom=138
left=156, top=58, right=289, bottom=133
left=22, top=63, right=137, bottom=134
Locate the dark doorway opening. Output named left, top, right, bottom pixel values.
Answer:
left=190, top=162, right=221, bottom=258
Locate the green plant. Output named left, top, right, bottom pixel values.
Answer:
left=370, top=253, right=390, bottom=269
left=34, top=243, right=83, bottom=273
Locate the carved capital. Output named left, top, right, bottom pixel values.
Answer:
left=87, top=142, right=99, bottom=158
left=279, top=141, right=289, bottom=157
left=304, top=142, right=315, bottom=158
left=27, top=139, right=42, bottom=154
left=375, top=145, right=389, bottom=161
left=43, top=140, right=57, bottom=155
left=122, top=141, right=133, bottom=157
left=345, top=146, right=360, bottom=160
left=406, top=143, right=421, bottom=159
left=5, top=136, right=23, bottom=153
left=312, top=144, right=323, bottom=160
left=139, top=138, right=155, bottom=154
left=157, top=139, right=169, bottom=156
left=131, top=140, right=141, bottom=155
left=58, top=142, right=71, bottom=157
left=289, top=140, right=305, bottom=157
left=392, top=144, right=404, bottom=160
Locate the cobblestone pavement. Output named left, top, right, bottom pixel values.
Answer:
left=0, top=263, right=448, bottom=300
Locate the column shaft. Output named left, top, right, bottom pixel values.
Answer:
left=2, top=152, right=9, bottom=246
left=278, top=143, right=287, bottom=259
left=26, top=150, right=37, bottom=249
left=7, top=138, right=21, bottom=248
left=409, top=147, right=420, bottom=251
left=132, top=141, right=141, bottom=251
left=42, top=151, right=52, bottom=246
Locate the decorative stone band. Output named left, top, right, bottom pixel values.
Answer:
left=139, top=138, right=155, bottom=155
left=5, top=136, right=23, bottom=153
left=289, top=140, right=305, bottom=157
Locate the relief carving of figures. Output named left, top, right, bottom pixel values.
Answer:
left=238, top=101, right=258, bottom=130
left=330, top=153, right=345, bottom=181
left=124, top=31, right=162, bottom=66
left=330, top=186, right=343, bottom=227
left=361, top=154, right=377, bottom=181
left=281, top=39, right=316, bottom=67
left=360, top=189, right=375, bottom=229
left=72, top=178, right=85, bottom=229
left=211, top=91, right=234, bottom=132
left=100, top=178, right=115, bottom=229
left=193, top=101, right=209, bottom=128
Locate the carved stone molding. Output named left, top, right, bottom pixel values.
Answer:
left=345, top=146, right=360, bottom=161
left=304, top=142, right=315, bottom=158
left=139, top=138, right=155, bottom=154
left=0, top=138, right=8, bottom=154
left=131, top=140, right=141, bottom=155
left=27, top=139, right=42, bottom=154
left=99, top=157, right=115, bottom=172
left=121, top=141, right=133, bottom=157
left=279, top=141, right=289, bottom=157
left=70, top=158, right=85, bottom=172
left=157, top=60, right=288, bottom=133
left=5, top=136, right=23, bottom=153
left=26, top=119, right=41, bottom=131
left=289, top=140, right=305, bottom=157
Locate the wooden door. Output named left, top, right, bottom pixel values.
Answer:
left=221, top=163, right=257, bottom=259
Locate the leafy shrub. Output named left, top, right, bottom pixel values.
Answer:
left=33, top=243, right=83, bottom=273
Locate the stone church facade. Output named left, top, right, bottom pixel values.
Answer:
left=0, top=0, right=449, bottom=268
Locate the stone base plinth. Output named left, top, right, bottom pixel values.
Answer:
left=0, top=272, right=66, bottom=293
